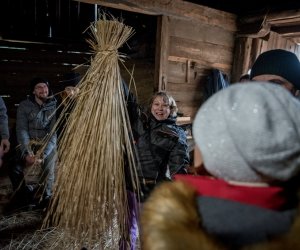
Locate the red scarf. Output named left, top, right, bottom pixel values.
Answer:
left=174, top=175, right=287, bottom=210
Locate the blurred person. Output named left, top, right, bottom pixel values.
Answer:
left=250, top=49, right=300, bottom=95
left=0, top=96, right=10, bottom=167
left=239, top=73, right=250, bottom=82
left=141, top=83, right=300, bottom=250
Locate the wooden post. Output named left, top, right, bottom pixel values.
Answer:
left=186, top=59, right=190, bottom=83
left=154, top=15, right=169, bottom=92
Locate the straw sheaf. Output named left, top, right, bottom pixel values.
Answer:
left=42, top=15, right=138, bottom=248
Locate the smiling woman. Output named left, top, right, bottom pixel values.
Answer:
left=150, top=92, right=173, bottom=121
left=125, top=85, right=190, bottom=199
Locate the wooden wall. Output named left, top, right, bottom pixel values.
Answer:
left=79, top=0, right=237, bottom=119
left=0, top=7, right=157, bottom=126
left=0, top=40, right=90, bottom=125
left=165, top=15, right=236, bottom=118
left=0, top=41, right=155, bottom=126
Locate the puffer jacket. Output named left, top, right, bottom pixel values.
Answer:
left=16, top=96, right=57, bottom=158
left=133, top=113, right=189, bottom=181
left=141, top=180, right=300, bottom=250
left=125, top=84, right=189, bottom=182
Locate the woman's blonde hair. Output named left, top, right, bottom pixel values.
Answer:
left=149, top=92, right=178, bottom=118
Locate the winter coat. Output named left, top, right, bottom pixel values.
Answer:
left=16, top=96, right=57, bottom=158
left=125, top=87, right=189, bottom=182
left=133, top=113, right=189, bottom=181
left=141, top=179, right=300, bottom=250
left=0, top=97, right=9, bottom=140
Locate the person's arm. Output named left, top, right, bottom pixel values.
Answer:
left=0, top=97, right=10, bottom=153
left=42, top=114, right=57, bottom=159
left=168, top=128, right=190, bottom=177
left=122, top=79, right=140, bottom=123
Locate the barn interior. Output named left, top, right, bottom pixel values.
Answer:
left=1, top=0, right=300, bottom=119
left=1, top=0, right=300, bottom=247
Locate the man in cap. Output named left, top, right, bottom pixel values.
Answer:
left=9, top=77, right=57, bottom=210
left=250, top=49, right=300, bottom=95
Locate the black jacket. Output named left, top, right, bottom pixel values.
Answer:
left=125, top=84, right=189, bottom=181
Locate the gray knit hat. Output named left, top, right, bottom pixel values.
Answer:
left=193, top=83, right=300, bottom=183
left=250, top=49, right=300, bottom=90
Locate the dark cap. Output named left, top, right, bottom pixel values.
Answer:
left=250, top=49, right=300, bottom=90
left=30, top=77, right=49, bottom=94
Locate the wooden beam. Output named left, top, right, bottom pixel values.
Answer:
left=238, top=9, right=300, bottom=39
left=267, top=10, right=300, bottom=23
left=185, top=60, right=190, bottom=83
left=272, top=25, right=300, bottom=35
left=0, top=48, right=90, bottom=65
left=154, top=15, right=169, bottom=92
left=240, top=9, right=300, bottom=25
left=237, top=21, right=270, bottom=38
left=75, top=0, right=237, bottom=32
left=168, top=55, right=231, bottom=72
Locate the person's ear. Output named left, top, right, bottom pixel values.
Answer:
left=193, top=144, right=203, bottom=168
left=193, top=144, right=211, bottom=176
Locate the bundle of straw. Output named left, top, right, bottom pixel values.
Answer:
left=43, top=15, right=138, bottom=248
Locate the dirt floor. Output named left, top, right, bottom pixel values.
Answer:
left=0, top=163, right=139, bottom=249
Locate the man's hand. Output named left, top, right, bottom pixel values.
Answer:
left=25, top=154, right=36, bottom=167
left=25, top=153, right=44, bottom=167
left=1, top=139, right=10, bottom=153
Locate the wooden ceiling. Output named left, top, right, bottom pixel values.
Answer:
left=186, top=0, right=300, bottom=15
left=1, top=0, right=300, bottom=45
left=186, top=0, right=300, bottom=44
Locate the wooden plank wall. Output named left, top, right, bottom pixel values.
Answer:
left=0, top=43, right=155, bottom=126
left=0, top=41, right=91, bottom=126
left=231, top=31, right=300, bottom=82
left=79, top=0, right=237, bottom=119
left=165, top=15, right=236, bottom=118
left=121, top=59, right=155, bottom=107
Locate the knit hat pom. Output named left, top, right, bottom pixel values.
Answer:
left=193, top=83, right=300, bottom=183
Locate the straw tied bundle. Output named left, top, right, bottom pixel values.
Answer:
left=44, top=16, right=139, bottom=248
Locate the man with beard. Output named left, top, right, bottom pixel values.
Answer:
left=9, top=77, right=57, bottom=211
